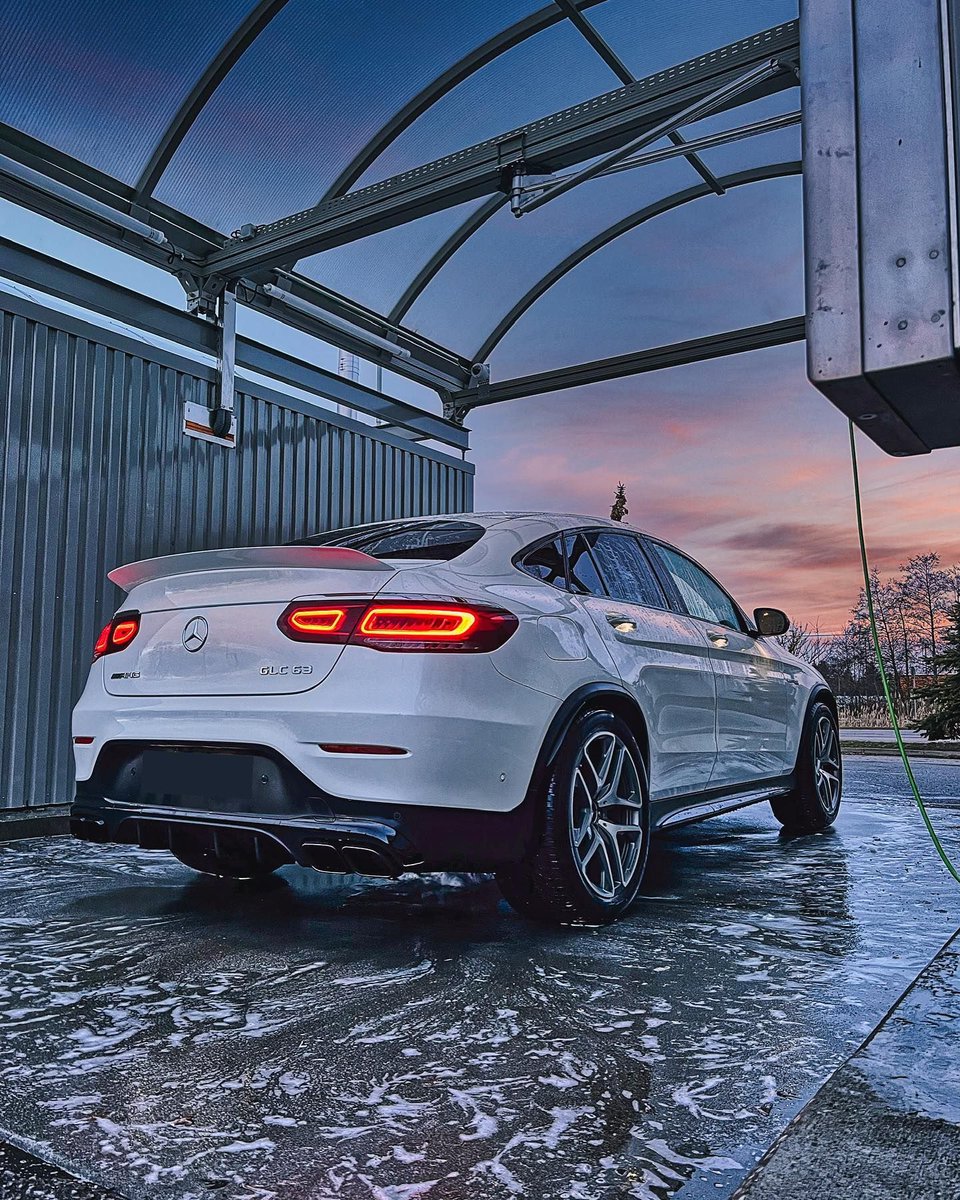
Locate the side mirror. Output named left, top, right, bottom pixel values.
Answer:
left=754, top=607, right=790, bottom=637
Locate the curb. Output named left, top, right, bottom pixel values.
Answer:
left=729, top=926, right=960, bottom=1199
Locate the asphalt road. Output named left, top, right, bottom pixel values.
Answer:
left=1, top=756, right=959, bottom=1200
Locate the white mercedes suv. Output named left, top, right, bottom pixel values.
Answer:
left=71, top=513, right=841, bottom=925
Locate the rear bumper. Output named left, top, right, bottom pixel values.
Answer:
left=72, top=652, right=557, bottom=813
left=72, top=742, right=539, bottom=874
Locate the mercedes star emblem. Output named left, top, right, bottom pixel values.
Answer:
left=182, top=615, right=209, bottom=652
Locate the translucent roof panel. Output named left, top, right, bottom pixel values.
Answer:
left=487, top=172, right=803, bottom=378
left=0, top=0, right=259, bottom=184
left=296, top=199, right=491, bottom=316
left=589, top=0, right=799, bottom=78
left=154, top=0, right=545, bottom=232
left=352, top=19, right=616, bottom=188
left=400, top=154, right=716, bottom=355
left=696, top=122, right=801, bottom=181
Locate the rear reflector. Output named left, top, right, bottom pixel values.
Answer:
left=93, top=610, right=141, bottom=660
left=279, top=599, right=517, bottom=652
left=318, top=743, right=407, bottom=755
left=73, top=736, right=95, bottom=745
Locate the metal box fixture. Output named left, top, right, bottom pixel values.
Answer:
left=802, top=0, right=960, bottom=454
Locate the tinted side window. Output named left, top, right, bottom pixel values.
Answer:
left=518, top=537, right=566, bottom=587
left=648, top=543, right=742, bottom=629
left=565, top=534, right=607, bottom=597
left=588, top=533, right=667, bottom=609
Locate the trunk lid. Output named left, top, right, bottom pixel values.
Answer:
left=103, top=547, right=396, bottom=697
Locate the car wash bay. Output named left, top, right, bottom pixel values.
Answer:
left=1, top=756, right=958, bottom=1200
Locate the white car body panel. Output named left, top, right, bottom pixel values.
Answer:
left=575, top=593, right=720, bottom=800
left=75, top=649, right=558, bottom=811
left=707, top=627, right=808, bottom=784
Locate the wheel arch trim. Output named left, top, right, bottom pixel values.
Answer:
left=537, top=683, right=650, bottom=776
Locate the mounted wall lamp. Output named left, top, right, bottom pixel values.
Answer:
left=0, top=153, right=169, bottom=248
left=262, top=282, right=412, bottom=361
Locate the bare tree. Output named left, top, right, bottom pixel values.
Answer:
left=900, top=553, right=950, bottom=678
left=777, top=621, right=822, bottom=664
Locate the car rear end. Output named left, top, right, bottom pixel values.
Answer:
left=71, top=522, right=560, bottom=876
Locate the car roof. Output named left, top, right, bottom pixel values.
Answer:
left=352, top=511, right=653, bottom=536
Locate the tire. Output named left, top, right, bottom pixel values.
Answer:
left=496, top=709, right=651, bottom=926
left=171, top=832, right=285, bottom=880
left=771, top=699, right=842, bottom=833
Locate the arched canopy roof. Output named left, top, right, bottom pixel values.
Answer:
left=1, top=0, right=802, bottom=398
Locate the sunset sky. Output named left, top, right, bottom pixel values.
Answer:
left=469, top=343, right=960, bottom=633
left=4, top=0, right=960, bottom=635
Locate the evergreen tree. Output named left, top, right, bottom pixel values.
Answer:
left=916, top=603, right=960, bottom=740
left=610, top=482, right=628, bottom=522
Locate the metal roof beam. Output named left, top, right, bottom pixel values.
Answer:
left=202, top=20, right=799, bottom=278
left=449, top=317, right=806, bottom=411
left=0, top=236, right=470, bottom=448
left=512, top=58, right=779, bottom=216
left=0, top=125, right=473, bottom=392
left=552, top=0, right=724, bottom=194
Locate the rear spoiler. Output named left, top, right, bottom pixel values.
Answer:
left=108, top=546, right=388, bottom=592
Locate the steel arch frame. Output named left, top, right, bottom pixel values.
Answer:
left=389, top=194, right=508, bottom=323
left=471, top=159, right=802, bottom=363
left=133, top=0, right=294, bottom=202
left=319, top=0, right=608, bottom=203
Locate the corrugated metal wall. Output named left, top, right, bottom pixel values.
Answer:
left=0, top=293, right=473, bottom=812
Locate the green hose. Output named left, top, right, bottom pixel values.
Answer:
left=849, top=420, right=960, bottom=885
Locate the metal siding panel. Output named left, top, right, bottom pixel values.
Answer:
left=0, top=296, right=471, bottom=812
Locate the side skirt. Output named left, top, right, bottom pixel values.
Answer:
left=653, top=777, right=794, bottom=832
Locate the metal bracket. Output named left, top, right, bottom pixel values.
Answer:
left=204, top=287, right=238, bottom=439
left=778, top=57, right=801, bottom=84
left=441, top=395, right=469, bottom=426
left=443, top=361, right=489, bottom=423
left=177, top=270, right=227, bottom=319
left=217, top=288, right=237, bottom=414
left=467, top=362, right=490, bottom=390
left=509, top=165, right=527, bottom=217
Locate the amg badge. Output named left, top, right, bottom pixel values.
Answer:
left=260, top=665, right=314, bottom=676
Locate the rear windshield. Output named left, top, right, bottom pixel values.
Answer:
left=291, top=519, right=485, bottom=561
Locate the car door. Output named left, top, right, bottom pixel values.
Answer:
left=644, top=540, right=802, bottom=787
left=565, top=530, right=718, bottom=802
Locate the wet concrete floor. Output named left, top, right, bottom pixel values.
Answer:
left=1, top=756, right=959, bottom=1200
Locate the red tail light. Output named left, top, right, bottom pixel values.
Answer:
left=358, top=605, right=478, bottom=640
left=278, top=603, right=359, bottom=643
left=286, top=607, right=350, bottom=636
left=278, top=600, right=517, bottom=652
left=93, top=611, right=141, bottom=660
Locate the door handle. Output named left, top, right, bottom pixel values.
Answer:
left=708, top=630, right=730, bottom=647
left=606, top=613, right=637, bottom=633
